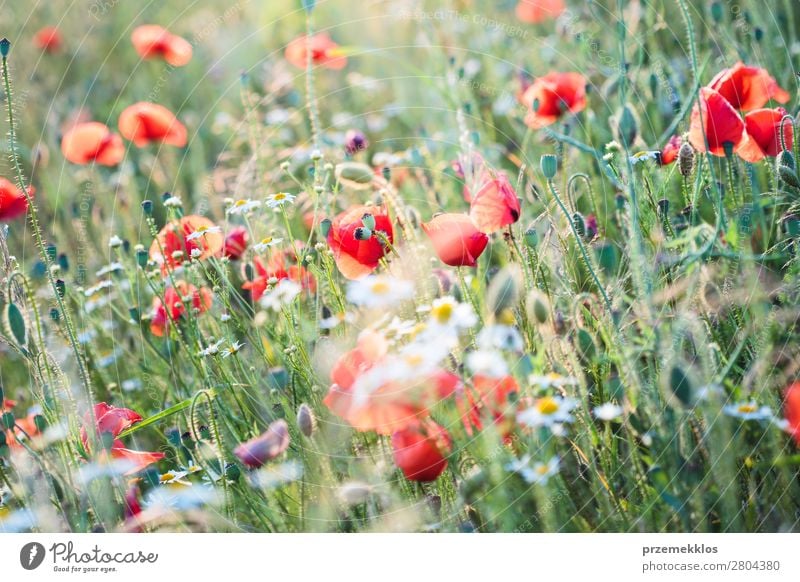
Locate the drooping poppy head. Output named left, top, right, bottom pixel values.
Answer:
left=688, top=87, right=745, bottom=156
left=149, top=215, right=224, bottom=273
left=326, top=205, right=393, bottom=280
left=150, top=281, right=213, bottom=337
left=391, top=420, right=451, bottom=482
left=521, top=72, right=588, bottom=129
left=33, top=26, right=63, bottom=53
left=234, top=419, right=291, bottom=468
left=131, top=25, right=192, bottom=67
left=785, top=381, right=800, bottom=446
left=515, top=0, right=566, bottom=23
left=224, top=226, right=249, bottom=260
left=119, top=102, right=187, bottom=148
left=422, top=213, right=489, bottom=267
left=736, top=108, right=794, bottom=163
left=660, top=135, right=682, bottom=165
left=469, top=172, right=521, bottom=234
left=709, top=62, right=790, bottom=112
left=60, top=122, right=125, bottom=166
left=0, top=178, right=34, bottom=221
left=285, top=33, right=347, bottom=70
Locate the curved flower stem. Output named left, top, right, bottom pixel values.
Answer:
left=546, top=178, right=613, bottom=315
left=1, top=45, right=96, bottom=418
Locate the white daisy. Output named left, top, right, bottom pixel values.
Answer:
left=477, top=324, right=524, bottom=352
left=108, top=235, right=123, bottom=248
left=593, top=402, right=624, bottom=421
left=465, top=349, right=508, bottom=378
left=198, top=339, right=225, bottom=357
left=221, top=341, right=245, bottom=358
left=723, top=401, right=773, bottom=421
left=506, top=455, right=560, bottom=485
left=159, top=469, right=191, bottom=485
left=528, top=373, right=578, bottom=389
left=185, top=224, right=222, bottom=241
left=96, top=262, right=123, bottom=277
left=346, top=275, right=414, bottom=308
left=517, top=396, right=578, bottom=428
left=226, top=198, right=262, bottom=215
left=265, top=192, right=296, bottom=208
left=260, top=279, right=302, bottom=311
left=252, top=236, right=284, bottom=253
left=163, top=196, right=183, bottom=208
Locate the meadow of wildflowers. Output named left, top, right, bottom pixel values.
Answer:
left=1, top=0, right=800, bottom=534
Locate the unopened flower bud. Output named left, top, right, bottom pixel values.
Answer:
left=540, top=154, right=558, bottom=179
left=297, top=403, right=316, bottom=437
left=678, top=142, right=695, bottom=178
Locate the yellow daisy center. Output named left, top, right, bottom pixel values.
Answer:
left=234, top=199, right=247, bottom=207
left=431, top=302, right=454, bottom=324
left=535, top=464, right=550, bottom=476
left=370, top=280, right=391, bottom=295
left=738, top=403, right=758, bottom=414
left=537, top=396, right=559, bottom=415
left=261, top=237, right=273, bottom=245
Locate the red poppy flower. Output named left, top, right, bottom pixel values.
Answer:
left=521, top=72, right=588, bottom=129
left=515, top=0, right=566, bottom=23
left=119, top=102, right=187, bottom=148
left=422, top=213, right=488, bottom=267
left=709, top=62, right=790, bottom=112
left=242, top=250, right=316, bottom=302
left=80, top=402, right=164, bottom=473
left=785, top=381, right=800, bottom=446
left=0, top=402, right=41, bottom=449
left=150, top=281, right=213, bottom=337
left=0, top=178, right=34, bottom=221
left=149, top=215, right=223, bottom=273
left=33, top=26, right=63, bottom=53
left=234, top=419, right=291, bottom=468
left=285, top=33, right=346, bottom=70
left=391, top=420, right=451, bottom=482
left=660, top=135, right=681, bottom=165
left=60, top=122, right=125, bottom=166
left=688, top=88, right=745, bottom=156
left=224, top=226, right=249, bottom=260
left=326, top=205, right=393, bottom=280
left=131, top=25, right=192, bottom=67
left=469, top=172, right=521, bottom=234
left=736, top=108, right=794, bottom=163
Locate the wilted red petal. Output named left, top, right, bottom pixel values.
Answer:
left=660, top=135, right=681, bottom=165
left=709, top=62, right=790, bottom=112
left=391, top=421, right=450, bottom=482
left=61, top=122, right=125, bottom=166
left=234, top=419, right=291, bottom=468
left=111, top=443, right=166, bottom=474
left=285, top=34, right=347, bottom=70
left=689, top=87, right=745, bottom=156
left=131, top=25, right=192, bottom=67
left=515, top=0, right=566, bottom=23
left=422, top=213, right=489, bottom=267
left=737, top=108, right=793, bottom=163
left=0, top=178, right=34, bottom=221
left=469, top=173, right=521, bottom=234
left=119, top=102, right=187, bottom=147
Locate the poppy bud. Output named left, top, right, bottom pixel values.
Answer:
left=595, top=242, right=619, bottom=275
left=49, top=308, right=60, bottom=322
left=487, top=264, right=522, bottom=317
left=320, top=218, right=332, bottom=238
left=614, top=103, right=638, bottom=148
left=45, top=244, right=57, bottom=263
left=234, top=419, right=291, bottom=468
left=0, top=38, right=10, bottom=58
left=540, top=154, right=558, bottom=179
left=678, top=142, right=695, bottom=178
left=777, top=149, right=796, bottom=171
left=344, top=129, right=369, bottom=155
left=141, top=200, right=153, bottom=215
left=710, top=1, right=724, bottom=22
left=526, top=289, right=550, bottom=325
left=778, top=164, right=800, bottom=190
left=55, top=279, right=66, bottom=297
left=783, top=214, right=800, bottom=237
left=297, top=403, right=316, bottom=437
left=335, top=161, right=374, bottom=190
left=572, top=212, right=586, bottom=237
left=657, top=199, right=670, bottom=216
left=524, top=227, right=538, bottom=248
left=361, top=213, right=376, bottom=230
left=353, top=227, right=372, bottom=241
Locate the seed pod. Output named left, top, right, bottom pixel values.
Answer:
left=540, top=154, right=558, bottom=179
left=486, top=264, right=523, bottom=317
left=297, top=403, right=316, bottom=437
left=3, top=302, right=27, bottom=348
left=526, top=289, right=550, bottom=325
left=614, top=103, right=638, bottom=148
left=335, top=161, right=374, bottom=190
left=572, top=212, right=586, bottom=237
left=776, top=149, right=795, bottom=171
left=778, top=164, right=800, bottom=190
left=523, top=227, right=538, bottom=248
left=678, top=142, right=695, bottom=178
left=657, top=198, right=670, bottom=216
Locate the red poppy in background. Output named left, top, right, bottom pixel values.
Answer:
left=33, top=26, right=63, bottom=53
left=234, top=419, right=291, bottom=468
left=119, top=102, right=187, bottom=148
left=326, top=205, right=393, bottom=280
left=709, top=62, right=790, bottom=112
left=688, top=88, right=745, bottom=156
left=515, top=0, right=566, bottom=23
left=61, top=122, right=125, bottom=166
left=660, top=135, right=681, bottom=165
left=0, top=400, right=41, bottom=449
left=224, top=226, right=249, bottom=260
left=391, top=420, right=451, bottom=482
left=422, top=213, right=489, bottom=267
left=242, top=253, right=316, bottom=302
left=131, top=25, right=193, bottom=67
left=149, top=215, right=223, bottom=273
left=285, top=33, right=347, bottom=70
left=150, top=281, right=213, bottom=337
left=736, top=108, right=794, bottom=163
left=785, top=381, right=800, bottom=446
left=521, top=72, right=587, bottom=129
left=0, top=177, right=34, bottom=221
left=80, top=403, right=165, bottom=473
left=469, top=172, right=521, bottom=234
